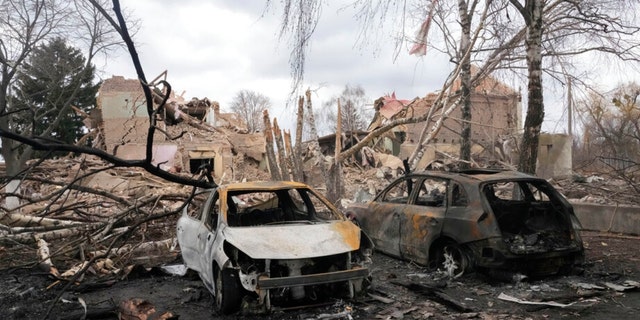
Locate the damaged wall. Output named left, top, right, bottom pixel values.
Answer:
left=97, top=76, right=162, bottom=151
left=405, top=90, right=521, bottom=147
left=395, top=75, right=521, bottom=168
left=96, top=76, right=264, bottom=180
left=536, top=133, right=573, bottom=179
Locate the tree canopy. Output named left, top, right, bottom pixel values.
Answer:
left=318, top=84, right=372, bottom=136
left=12, top=37, right=99, bottom=146
left=229, top=90, right=272, bottom=133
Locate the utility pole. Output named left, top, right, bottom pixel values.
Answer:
left=567, top=78, right=573, bottom=136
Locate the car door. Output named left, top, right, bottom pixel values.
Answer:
left=177, top=190, right=215, bottom=273
left=197, top=191, right=221, bottom=287
left=366, top=176, right=418, bottom=258
left=399, top=176, right=448, bottom=264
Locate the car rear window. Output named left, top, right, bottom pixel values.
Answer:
left=483, top=180, right=553, bottom=202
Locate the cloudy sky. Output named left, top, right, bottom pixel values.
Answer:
left=103, top=0, right=447, bottom=133
left=100, top=0, right=637, bottom=135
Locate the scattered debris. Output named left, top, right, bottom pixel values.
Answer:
left=394, top=281, right=474, bottom=312
left=570, top=282, right=606, bottom=290
left=312, top=309, right=354, bottom=320
left=497, top=292, right=580, bottom=308
left=604, top=281, right=639, bottom=292
left=119, top=298, right=175, bottom=320
left=36, top=237, right=60, bottom=277
left=2, top=73, right=640, bottom=320
left=367, top=292, right=395, bottom=304
left=159, top=264, right=188, bottom=276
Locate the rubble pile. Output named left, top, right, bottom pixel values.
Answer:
left=2, top=150, right=635, bottom=272
left=2, top=151, right=640, bottom=319
left=0, top=155, right=266, bottom=279
left=552, top=175, right=640, bottom=206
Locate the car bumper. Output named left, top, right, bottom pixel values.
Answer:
left=257, top=267, right=370, bottom=289
left=469, top=238, right=584, bottom=276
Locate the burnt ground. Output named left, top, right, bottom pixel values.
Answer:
left=1, top=230, right=639, bottom=320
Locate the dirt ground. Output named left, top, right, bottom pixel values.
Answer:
left=1, top=230, right=639, bottom=320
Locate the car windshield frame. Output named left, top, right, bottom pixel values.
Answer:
left=223, top=187, right=345, bottom=227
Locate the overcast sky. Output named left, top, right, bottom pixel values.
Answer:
left=103, top=0, right=446, bottom=133
left=100, top=0, right=638, bottom=135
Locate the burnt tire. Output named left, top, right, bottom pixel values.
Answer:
left=214, top=267, right=242, bottom=314
left=434, top=242, right=469, bottom=278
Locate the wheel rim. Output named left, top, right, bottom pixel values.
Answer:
left=442, top=245, right=467, bottom=278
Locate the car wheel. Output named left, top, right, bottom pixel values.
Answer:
left=214, top=267, right=242, bottom=314
left=435, top=243, right=469, bottom=278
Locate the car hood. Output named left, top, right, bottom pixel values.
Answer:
left=222, top=220, right=362, bottom=259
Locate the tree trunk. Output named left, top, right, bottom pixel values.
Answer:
left=326, top=99, right=343, bottom=205
left=458, top=0, right=473, bottom=169
left=304, top=89, right=328, bottom=187
left=283, top=130, right=299, bottom=181
left=517, top=0, right=545, bottom=174
left=293, top=96, right=305, bottom=181
left=0, top=212, right=82, bottom=228
left=273, top=118, right=290, bottom=180
left=1, top=74, right=21, bottom=178
left=262, top=110, right=282, bottom=180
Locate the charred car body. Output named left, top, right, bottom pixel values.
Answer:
left=177, top=181, right=373, bottom=314
left=346, top=169, right=584, bottom=278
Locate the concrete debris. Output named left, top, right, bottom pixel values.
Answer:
left=374, top=153, right=405, bottom=177
left=159, top=264, right=188, bottom=276
left=82, top=171, right=131, bottom=193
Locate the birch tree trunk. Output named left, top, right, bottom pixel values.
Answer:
left=305, top=89, right=328, bottom=187
left=511, top=0, right=545, bottom=174
left=293, top=96, right=305, bottom=181
left=326, top=99, right=344, bottom=205
left=458, top=0, right=474, bottom=169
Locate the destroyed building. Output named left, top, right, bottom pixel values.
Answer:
left=361, top=72, right=571, bottom=177
left=94, top=76, right=267, bottom=182
left=309, top=73, right=522, bottom=173
left=396, top=74, right=522, bottom=168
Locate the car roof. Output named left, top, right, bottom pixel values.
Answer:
left=408, top=169, right=542, bottom=184
left=218, top=180, right=311, bottom=192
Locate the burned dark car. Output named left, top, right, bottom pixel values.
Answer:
left=177, top=181, right=373, bottom=314
left=346, top=169, right=584, bottom=278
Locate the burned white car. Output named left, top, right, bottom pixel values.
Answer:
left=176, top=181, right=373, bottom=314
